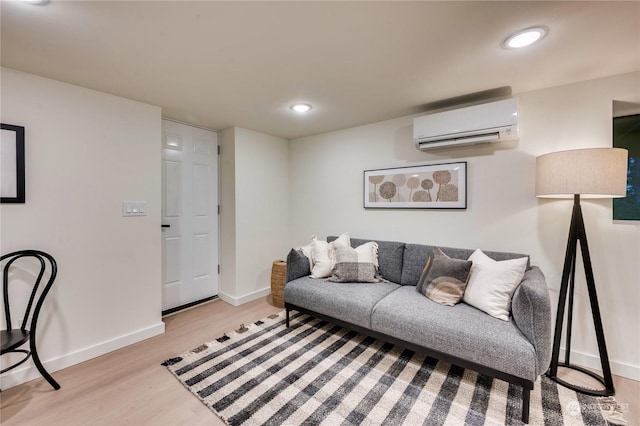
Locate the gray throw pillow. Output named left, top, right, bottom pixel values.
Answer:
left=416, top=247, right=472, bottom=306
left=286, top=249, right=311, bottom=282
left=327, top=245, right=380, bottom=283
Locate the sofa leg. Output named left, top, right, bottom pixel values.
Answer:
left=522, top=387, right=530, bottom=424
left=286, top=308, right=290, bottom=327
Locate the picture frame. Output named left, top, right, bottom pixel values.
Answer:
left=1, top=123, right=26, bottom=203
left=364, top=162, right=467, bottom=209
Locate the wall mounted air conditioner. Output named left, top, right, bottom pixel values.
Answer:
left=414, top=98, right=518, bottom=151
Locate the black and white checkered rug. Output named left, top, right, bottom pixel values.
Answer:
left=163, top=311, right=625, bottom=426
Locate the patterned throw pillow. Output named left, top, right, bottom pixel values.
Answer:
left=327, top=242, right=380, bottom=283
left=416, top=247, right=472, bottom=306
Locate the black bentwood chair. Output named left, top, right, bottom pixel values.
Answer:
left=1, top=250, right=60, bottom=390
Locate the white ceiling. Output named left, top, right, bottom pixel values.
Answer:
left=2, top=1, right=639, bottom=139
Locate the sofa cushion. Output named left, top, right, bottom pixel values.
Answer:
left=370, top=285, right=538, bottom=381
left=401, top=244, right=530, bottom=286
left=417, top=247, right=472, bottom=306
left=284, top=277, right=400, bottom=329
left=328, top=236, right=405, bottom=284
left=401, top=243, right=438, bottom=286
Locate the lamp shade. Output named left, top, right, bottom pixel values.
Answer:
left=536, top=148, right=628, bottom=198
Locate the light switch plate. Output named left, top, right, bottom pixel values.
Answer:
left=122, top=201, right=147, bottom=217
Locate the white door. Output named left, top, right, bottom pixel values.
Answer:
left=161, top=119, right=218, bottom=312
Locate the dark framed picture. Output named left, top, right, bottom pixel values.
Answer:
left=1, top=123, right=26, bottom=203
left=364, top=162, right=467, bottom=209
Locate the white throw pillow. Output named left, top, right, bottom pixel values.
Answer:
left=310, top=233, right=350, bottom=278
left=462, top=249, right=528, bottom=321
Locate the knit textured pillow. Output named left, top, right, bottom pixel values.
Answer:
left=417, top=247, right=472, bottom=306
left=327, top=242, right=380, bottom=283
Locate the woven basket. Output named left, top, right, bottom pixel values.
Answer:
left=271, top=260, right=287, bottom=308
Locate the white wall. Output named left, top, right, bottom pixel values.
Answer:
left=289, top=71, right=640, bottom=380
left=219, top=127, right=290, bottom=305
left=219, top=128, right=238, bottom=302
left=0, top=68, right=164, bottom=388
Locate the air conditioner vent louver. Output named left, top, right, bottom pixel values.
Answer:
left=414, top=98, right=518, bottom=151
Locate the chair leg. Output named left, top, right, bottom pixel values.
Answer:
left=286, top=307, right=290, bottom=327
left=30, top=337, right=60, bottom=390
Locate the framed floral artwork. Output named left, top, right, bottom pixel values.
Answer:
left=364, top=162, right=467, bottom=209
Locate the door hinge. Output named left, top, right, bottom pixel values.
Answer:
left=218, top=145, right=221, bottom=155
left=218, top=205, right=221, bottom=215
left=218, top=264, right=221, bottom=274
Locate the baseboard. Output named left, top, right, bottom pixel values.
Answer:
left=218, top=287, right=271, bottom=307
left=1, top=321, right=165, bottom=389
left=560, top=348, right=639, bottom=381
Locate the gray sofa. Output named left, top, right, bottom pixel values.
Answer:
left=283, top=236, right=552, bottom=424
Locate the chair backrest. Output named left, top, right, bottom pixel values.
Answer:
left=1, top=250, right=57, bottom=331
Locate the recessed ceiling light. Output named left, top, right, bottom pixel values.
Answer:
left=503, top=26, right=548, bottom=49
left=290, top=103, right=312, bottom=113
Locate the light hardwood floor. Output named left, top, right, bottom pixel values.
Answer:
left=1, top=298, right=638, bottom=425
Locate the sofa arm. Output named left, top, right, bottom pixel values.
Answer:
left=286, top=249, right=311, bottom=282
left=511, top=266, right=552, bottom=376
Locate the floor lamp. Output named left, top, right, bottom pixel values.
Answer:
left=535, top=147, right=628, bottom=396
